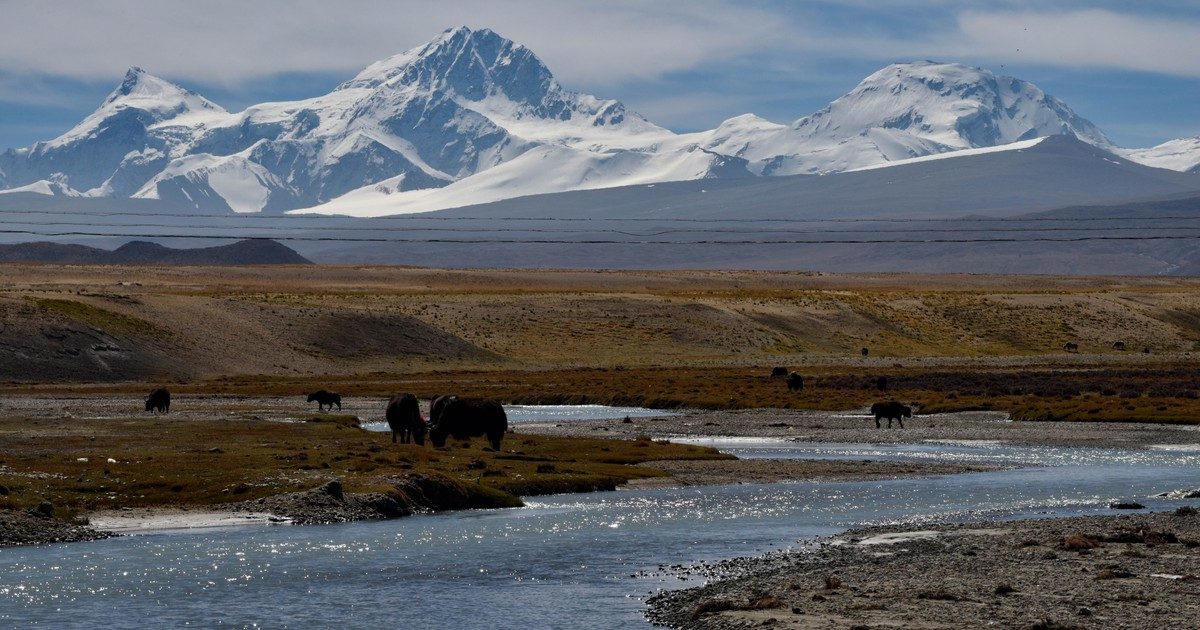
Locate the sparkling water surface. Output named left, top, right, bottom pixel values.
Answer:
left=360, top=404, right=677, bottom=433
left=2, top=411, right=1197, bottom=628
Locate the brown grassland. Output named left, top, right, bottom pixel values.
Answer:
left=0, top=411, right=728, bottom=520
left=5, top=264, right=1200, bottom=423
left=4, top=264, right=1200, bottom=522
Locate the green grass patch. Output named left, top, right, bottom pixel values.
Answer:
left=30, top=298, right=171, bottom=337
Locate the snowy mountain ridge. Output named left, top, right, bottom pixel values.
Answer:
left=0, top=26, right=1194, bottom=217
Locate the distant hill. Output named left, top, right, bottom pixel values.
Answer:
left=0, top=239, right=311, bottom=265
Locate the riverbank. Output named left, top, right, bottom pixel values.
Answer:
left=520, top=407, right=1200, bottom=448
left=647, top=508, right=1200, bottom=628
left=0, top=397, right=735, bottom=546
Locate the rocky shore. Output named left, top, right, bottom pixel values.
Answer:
left=647, top=508, right=1200, bottom=628
left=0, top=505, right=112, bottom=547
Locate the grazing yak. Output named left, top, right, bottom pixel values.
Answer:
left=385, top=393, right=426, bottom=445
left=786, top=372, right=804, bottom=392
left=1064, top=342, right=1079, bottom=353
left=307, top=390, right=342, bottom=412
left=876, top=376, right=888, bottom=391
left=870, top=401, right=911, bottom=429
left=145, top=388, right=170, bottom=414
left=1113, top=341, right=1127, bottom=351
left=430, top=397, right=508, bottom=451
left=429, top=394, right=452, bottom=425
left=770, top=367, right=788, bottom=378
left=861, top=347, right=869, bottom=357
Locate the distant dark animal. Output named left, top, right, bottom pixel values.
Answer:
left=870, top=401, right=911, bottom=429
left=430, top=397, right=508, bottom=450
left=144, top=388, right=170, bottom=414
left=876, top=376, right=888, bottom=391
left=1064, top=342, right=1079, bottom=353
left=1143, top=346, right=1151, bottom=354
left=786, top=372, right=804, bottom=392
left=385, top=393, right=426, bottom=445
left=307, top=390, right=341, bottom=411
left=1113, top=341, right=1127, bottom=351
left=861, top=347, right=869, bottom=357
left=770, top=367, right=788, bottom=378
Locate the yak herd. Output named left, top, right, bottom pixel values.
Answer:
left=141, top=388, right=511, bottom=449
left=380, top=393, right=507, bottom=450
left=771, top=366, right=910, bottom=429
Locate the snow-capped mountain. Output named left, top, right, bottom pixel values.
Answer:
left=1, top=27, right=699, bottom=214
left=698, top=61, right=1113, bottom=175
left=1121, top=137, right=1200, bottom=174
left=0, top=27, right=1193, bottom=217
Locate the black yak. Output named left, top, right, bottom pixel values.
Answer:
left=870, top=401, right=911, bottom=429
left=770, top=367, right=788, bottom=378
left=307, top=390, right=342, bottom=412
left=145, top=388, right=170, bottom=414
left=1113, top=341, right=1127, bottom=351
left=786, top=372, right=804, bottom=392
left=876, top=376, right=888, bottom=391
left=385, top=393, right=426, bottom=445
left=1064, top=342, right=1079, bottom=353
left=430, top=397, right=508, bottom=451
left=861, top=347, right=869, bottom=357
left=429, top=394, right=452, bottom=425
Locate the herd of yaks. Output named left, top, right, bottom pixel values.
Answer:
left=143, top=388, right=510, bottom=450
left=140, top=350, right=968, bottom=445
left=768, top=367, right=911, bottom=428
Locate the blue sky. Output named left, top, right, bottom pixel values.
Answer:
left=0, top=0, right=1197, bottom=150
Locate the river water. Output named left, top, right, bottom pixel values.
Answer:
left=2, top=409, right=1198, bottom=628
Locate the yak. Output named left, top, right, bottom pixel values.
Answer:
left=307, top=390, right=342, bottom=412
left=385, top=393, right=426, bottom=445
left=770, top=367, right=788, bottom=378
left=429, top=397, right=508, bottom=451
left=145, top=388, right=170, bottom=414
left=1113, top=341, right=1127, bottom=351
left=429, top=394, right=451, bottom=426
left=1064, top=342, right=1079, bottom=353
left=786, top=372, right=804, bottom=392
left=870, top=401, right=911, bottom=429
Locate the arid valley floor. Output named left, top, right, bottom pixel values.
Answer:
left=2, top=264, right=1199, bottom=627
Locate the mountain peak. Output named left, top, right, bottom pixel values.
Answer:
left=100, top=67, right=225, bottom=117
left=793, top=59, right=1112, bottom=150
left=339, top=26, right=650, bottom=130
left=341, top=25, right=550, bottom=100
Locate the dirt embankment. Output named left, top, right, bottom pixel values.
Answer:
left=648, top=509, right=1200, bottom=629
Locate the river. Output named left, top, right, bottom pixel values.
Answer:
left=1, top=410, right=1198, bottom=628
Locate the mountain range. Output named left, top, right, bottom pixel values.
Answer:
left=1, top=26, right=1196, bottom=218
left=0, top=239, right=310, bottom=265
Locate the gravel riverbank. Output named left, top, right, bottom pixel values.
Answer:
left=647, top=508, right=1200, bottom=628
left=519, top=407, right=1200, bottom=448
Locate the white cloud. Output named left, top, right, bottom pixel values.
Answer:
left=951, top=10, right=1200, bottom=77
left=0, top=0, right=792, bottom=87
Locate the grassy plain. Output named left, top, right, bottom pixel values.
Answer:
left=0, top=411, right=727, bottom=520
